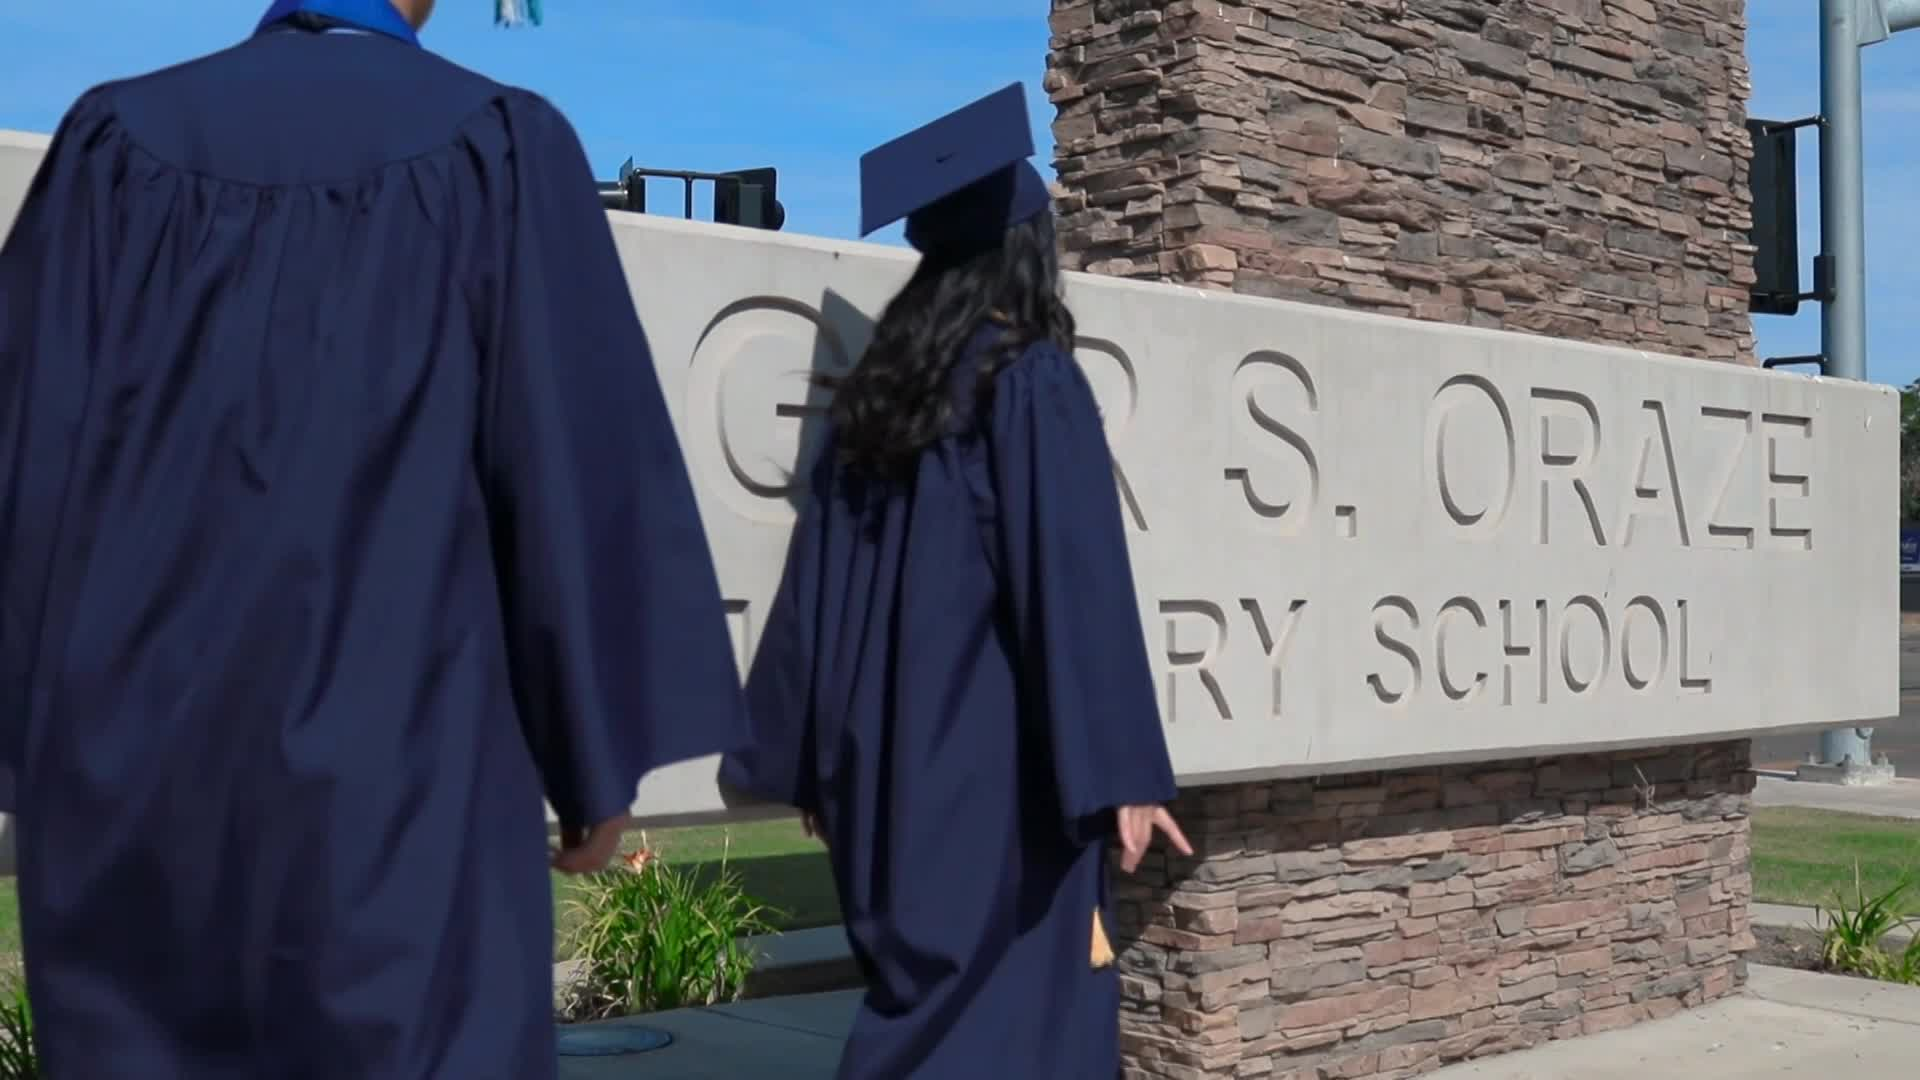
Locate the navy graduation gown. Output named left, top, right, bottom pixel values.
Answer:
left=720, top=337, right=1179, bottom=1079
left=0, top=27, right=745, bottom=1080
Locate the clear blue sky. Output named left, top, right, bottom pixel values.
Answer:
left=3, top=1, right=1917, bottom=386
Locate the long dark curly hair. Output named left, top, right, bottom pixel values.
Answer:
left=828, top=213, right=1076, bottom=481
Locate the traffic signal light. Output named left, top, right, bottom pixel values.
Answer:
left=1747, top=118, right=1803, bottom=316
left=715, top=168, right=785, bottom=231
left=595, top=161, right=785, bottom=231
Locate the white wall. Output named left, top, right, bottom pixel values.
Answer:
left=0, top=132, right=44, bottom=232
left=0, top=130, right=1901, bottom=829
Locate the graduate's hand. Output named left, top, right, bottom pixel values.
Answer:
left=800, top=812, right=828, bottom=848
left=552, top=814, right=631, bottom=874
left=1115, top=805, right=1193, bottom=874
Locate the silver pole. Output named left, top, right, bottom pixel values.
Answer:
left=1813, top=0, right=1876, bottom=773
left=1820, top=0, right=1868, bottom=383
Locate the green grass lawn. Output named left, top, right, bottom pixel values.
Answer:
left=1751, top=806, right=1920, bottom=915
left=0, top=886, right=16, bottom=976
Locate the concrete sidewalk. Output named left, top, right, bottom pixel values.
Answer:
left=557, top=966, right=1920, bottom=1078
left=557, top=991, right=857, bottom=1079
left=1752, top=773, right=1920, bottom=820
left=1427, top=965, right=1920, bottom=1078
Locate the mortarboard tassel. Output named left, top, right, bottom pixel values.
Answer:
left=494, top=0, right=543, bottom=27
left=1090, top=909, right=1114, bottom=969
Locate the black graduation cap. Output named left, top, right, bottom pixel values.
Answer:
left=859, top=82, right=1054, bottom=256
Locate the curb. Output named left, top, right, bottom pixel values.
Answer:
left=1751, top=900, right=1916, bottom=946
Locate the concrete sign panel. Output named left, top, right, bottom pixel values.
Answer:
left=0, top=131, right=1900, bottom=826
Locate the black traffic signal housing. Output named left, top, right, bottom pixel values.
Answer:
left=714, top=168, right=785, bottom=231
left=596, top=160, right=784, bottom=231
left=1747, top=118, right=1803, bottom=316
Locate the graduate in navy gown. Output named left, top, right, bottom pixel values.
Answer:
left=719, top=83, right=1192, bottom=1079
left=0, top=2, right=747, bottom=1075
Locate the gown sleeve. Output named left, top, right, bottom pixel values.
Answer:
left=987, top=341, right=1179, bottom=841
left=0, top=94, right=116, bottom=813
left=479, top=92, right=747, bottom=832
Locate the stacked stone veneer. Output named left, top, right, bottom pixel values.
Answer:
left=1110, top=742, right=1756, bottom=1078
left=1046, top=3, right=1762, bottom=1074
left=1046, top=0, right=1757, bottom=363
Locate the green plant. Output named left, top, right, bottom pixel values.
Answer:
left=1819, top=863, right=1914, bottom=981
left=1885, top=929, right=1920, bottom=987
left=558, top=833, right=780, bottom=1021
left=0, top=974, right=37, bottom=1080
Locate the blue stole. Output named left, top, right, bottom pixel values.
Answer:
left=255, top=0, right=421, bottom=46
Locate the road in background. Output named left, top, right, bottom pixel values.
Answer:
left=1750, top=625, right=1920, bottom=774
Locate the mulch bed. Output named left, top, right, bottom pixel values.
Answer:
left=1748, top=923, right=1914, bottom=985
left=1748, top=923, right=1830, bottom=973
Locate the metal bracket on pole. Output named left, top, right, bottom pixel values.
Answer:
left=1781, top=252, right=1842, bottom=309
left=1753, top=116, right=1824, bottom=137
left=1762, top=355, right=1829, bottom=373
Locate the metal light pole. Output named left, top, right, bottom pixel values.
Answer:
left=1884, top=0, right=1920, bottom=33
left=1819, top=0, right=1870, bottom=383
left=1805, top=0, right=1917, bottom=781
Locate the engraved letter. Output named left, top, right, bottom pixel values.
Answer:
left=1435, top=596, right=1489, bottom=703
left=1700, top=406, right=1756, bottom=550
left=1241, top=598, right=1308, bottom=720
left=1762, top=413, right=1813, bottom=552
left=1620, top=596, right=1669, bottom=692
left=1617, top=400, right=1692, bottom=548
left=724, top=599, right=753, bottom=676
left=689, top=297, right=848, bottom=524
left=1428, top=376, right=1516, bottom=540
left=1678, top=599, right=1713, bottom=694
left=1367, top=597, right=1421, bottom=706
left=1075, top=338, right=1150, bottom=533
left=1224, top=351, right=1319, bottom=535
left=1558, top=596, right=1612, bottom=696
left=1161, top=600, right=1232, bottom=721
left=1531, top=388, right=1607, bottom=546
left=1500, top=598, right=1549, bottom=706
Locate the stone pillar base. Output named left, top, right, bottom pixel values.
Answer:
left=1113, top=741, right=1755, bottom=1079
